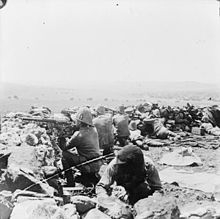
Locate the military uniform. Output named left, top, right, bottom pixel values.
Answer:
left=93, top=114, right=114, bottom=155
left=62, top=107, right=102, bottom=186
left=96, top=145, right=162, bottom=205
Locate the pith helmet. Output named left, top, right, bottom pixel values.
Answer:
left=75, top=107, right=93, bottom=126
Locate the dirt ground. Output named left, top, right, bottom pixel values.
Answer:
left=143, top=133, right=220, bottom=210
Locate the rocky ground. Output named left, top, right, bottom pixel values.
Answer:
left=1, top=107, right=220, bottom=219
left=141, top=134, right=220, bottom=218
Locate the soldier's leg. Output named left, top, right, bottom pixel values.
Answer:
left=102, top=144, right=114, bottom=155
left=62, top=151, right=83, bottom=186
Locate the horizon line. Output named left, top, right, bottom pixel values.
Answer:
left=1, top=80, right=220, bottom=87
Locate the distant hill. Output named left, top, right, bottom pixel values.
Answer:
left=0, top=81, right=219, bottom=113
left=1, top=81, right=219, bottom=99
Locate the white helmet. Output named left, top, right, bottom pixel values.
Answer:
left=75, top=107, right=93, bottom=126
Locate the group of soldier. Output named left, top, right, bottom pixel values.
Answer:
left=54, top=102, right=220, bottom=206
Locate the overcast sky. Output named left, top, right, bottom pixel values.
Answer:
left=1, top=0, right=220, bottom=87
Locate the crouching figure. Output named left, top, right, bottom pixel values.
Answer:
left=96, top=144, right=162, bottom=205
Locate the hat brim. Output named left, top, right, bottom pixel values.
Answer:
left=76, top=118, right=94, bottom=126
left=115, top=157, right=126, bottom=165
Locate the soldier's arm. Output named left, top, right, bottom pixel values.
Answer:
left=145, top=158, right=162, bottom=191
left=96, top=158, right=116, bottom=197
left=65, top=131, right=80, bottom=150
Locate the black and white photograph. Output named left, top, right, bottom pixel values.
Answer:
left=0, top=0, right=220, bottom=218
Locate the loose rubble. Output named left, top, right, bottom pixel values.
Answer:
left=0, top=103, right=220, bottom=218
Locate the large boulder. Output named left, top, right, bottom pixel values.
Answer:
left=7, top=144, right=55, bottom=177
left=5, top=145, right=55, bottom=194
left=10, top=199, right=66, bottom=219
left=5, top=164, right=54, bottom=195
left=7, top=146, right=44, bottom=178
left=134, top=194, right=180, bottom=219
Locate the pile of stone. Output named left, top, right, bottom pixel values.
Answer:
left=0, top=190, right=134, bottom=219
left=125, top=102, right=204, bottom=132
left=0, top=107, right=66, bottom=197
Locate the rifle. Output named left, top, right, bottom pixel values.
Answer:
left=21, top=116, right=78, bottom=138
left=21, top=116, right=75, bottom=125
left=22, top=153, right=115, bottom=192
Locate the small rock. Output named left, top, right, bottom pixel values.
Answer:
left=134, top=196, right=180, bottom=219
left=24, top=134, right=38, bottom=146
left=84, top=208, right=111, bottom=219
left=62, top=203, right=79, bottom=218
left=71, top=195, right=96, bottom=214
left=42, top=166, right=58, bottom=177
left=212, top=144, right=219, bottom=149
left=135, top=210, right=153, bottom=219
left=213, top=193, right=220, bottom=202
left=163, top=146, right=170, bottom=151
left=97, top=196, right=133, bottom=219
left=0, top=150, right=11, bottom=169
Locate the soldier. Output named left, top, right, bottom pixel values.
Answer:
left=128, top=120, right=144, bottom=147
left=93, top=105, right=114, bottom=155
left=62, top=107, right=102, bottom=187
left=96, top=144, right=162, bottom=205
left=143, top=117, right=180, bottom=140
left=202, top=106, right=220, bottom=128
left=113, top=105, right=130, bottom=147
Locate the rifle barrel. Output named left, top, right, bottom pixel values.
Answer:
left=21, top=117, right=72, bottom=125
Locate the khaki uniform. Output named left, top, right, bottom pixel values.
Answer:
left=62, top=126, right=102, bottom=186
left=93, top=114, right=114, bottom=154
left=113, top=114, right=130, bottom=146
